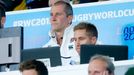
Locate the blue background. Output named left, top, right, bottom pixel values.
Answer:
left=5, top=1, right=134, bottom=59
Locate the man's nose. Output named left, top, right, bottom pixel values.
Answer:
left=51, top=15, right=56, bottom=21
left=76, top=40, right=80, bottom=46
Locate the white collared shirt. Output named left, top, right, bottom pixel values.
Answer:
left=43, top=25, right=80, bottom=65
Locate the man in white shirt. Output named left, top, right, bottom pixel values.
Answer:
left=0, top=0, right=7, bottom=72
left=73, top=22, right=98, bottom=54
left=43, top=1, right=75, bottom=65
left=70, top=22, right=98, bottom=64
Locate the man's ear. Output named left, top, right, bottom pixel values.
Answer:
left=67, top=15, right=73, bottom=24
left=91, top=37, right=97, bottom=44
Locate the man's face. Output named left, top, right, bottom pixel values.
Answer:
left=74, top=29, right=96, bottom=54
left=22, top=69, right=38, bottom=75
left=50, top=4, right=72, bottom=32
left=1, top=16, right=6, bottom=28
left=88, top=59, right=109, bottom=75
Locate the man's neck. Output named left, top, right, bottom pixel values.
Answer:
left=54, top=25, right=70, bottom=46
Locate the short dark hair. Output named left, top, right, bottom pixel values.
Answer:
left=0, top=0, right=6, bottom=17
left=53, top=1, right=73, bottom=16
left=0, top=7, right=5, bottom=17
left=74, top=22, right=98, bottom=39
left=19, top=60, right=48, bottom=75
